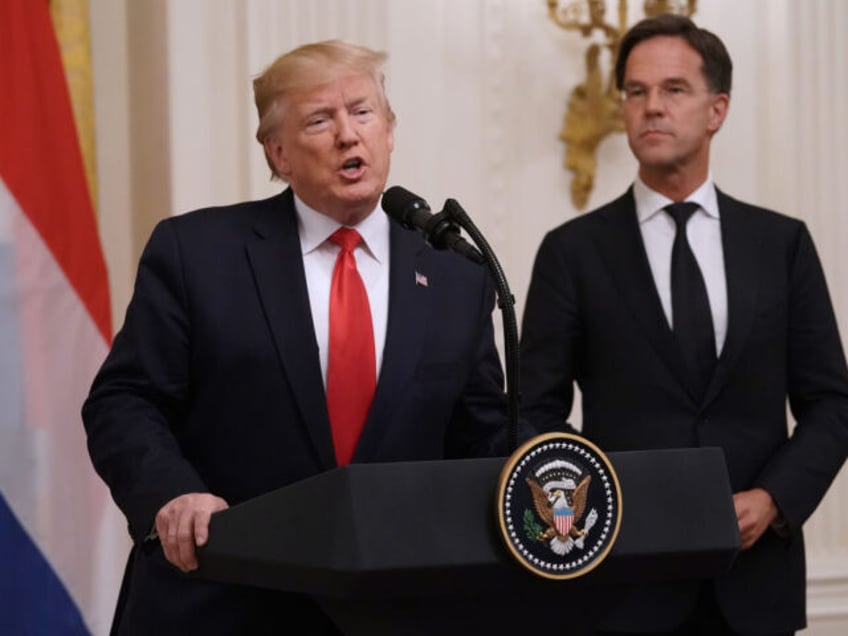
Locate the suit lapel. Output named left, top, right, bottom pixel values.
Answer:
left=353, top=221, right=430, bottom=460
left=245, top=190, right=336, bottom=470
left=597, top=190, right=694, bottom=397
left=702, top=190, right=761, bottom=404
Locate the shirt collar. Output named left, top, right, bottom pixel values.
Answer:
left=633, top=174, right=720, bottom=223
left=294, top=193, right=390, bottom=264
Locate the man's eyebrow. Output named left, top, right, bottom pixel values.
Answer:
left=299, top=105, right=333, bottom=121
left=622, top=77, right=692, bottom=87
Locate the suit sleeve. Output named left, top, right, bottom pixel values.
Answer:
left=519, top=230, right=581, bottom=435
left=755, top=223, right=848, bottom=531
left=444, top=265, right=537, bottom=457
left=82, top=219, right=208, bottom=543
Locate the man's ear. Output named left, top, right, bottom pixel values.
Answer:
left=263, top=135, right=290, bottom=179
left=708, top=93, right=730, bottom=135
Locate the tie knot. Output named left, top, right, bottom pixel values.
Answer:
left=330, top=227, right=363, bottom=253
left=664, top=202, right=700, bottom=228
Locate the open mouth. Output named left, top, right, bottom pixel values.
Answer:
left=342, top=158, right=363, bottom=174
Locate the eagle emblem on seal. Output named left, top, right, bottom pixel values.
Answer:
left=524, top=459, right=599, bottom=556
left=497, top=433, right=622, bottom=579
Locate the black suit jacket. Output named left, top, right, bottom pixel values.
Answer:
left=83, top=189, right=514, bottom=634
left=520, top=187, right=848, bottom=633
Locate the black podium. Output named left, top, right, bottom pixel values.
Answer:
left=196, top=447, right=739, bottom=634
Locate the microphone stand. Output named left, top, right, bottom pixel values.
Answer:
left=441, top=198, right=520, bottom=454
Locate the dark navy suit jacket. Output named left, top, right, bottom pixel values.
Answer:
left=520, top=187, right=848, bottom=634
left=83, top=188, right=514, bottom=634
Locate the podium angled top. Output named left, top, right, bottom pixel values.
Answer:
left=196, top=447, right=739, bottom=599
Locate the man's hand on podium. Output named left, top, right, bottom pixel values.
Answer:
left=155, top=493, right=229, bottom=572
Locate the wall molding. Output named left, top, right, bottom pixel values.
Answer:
left=808, top=555, right=848, bottom=621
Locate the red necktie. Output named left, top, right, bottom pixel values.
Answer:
left=326, top=228, right=376, bottom=465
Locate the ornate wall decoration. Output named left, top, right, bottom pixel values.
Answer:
left=546, top=0, right=697, bottom=210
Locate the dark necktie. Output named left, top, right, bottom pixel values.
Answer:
left=665, top=202, right=716, bottom=399
left=326, top=228, right=376, bottom=465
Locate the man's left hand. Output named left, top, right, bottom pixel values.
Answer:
left=733, top=487, right=779, bottom=550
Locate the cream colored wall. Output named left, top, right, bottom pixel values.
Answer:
left=89, top=1, right=848, bottom=632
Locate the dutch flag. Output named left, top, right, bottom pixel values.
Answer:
left=1, top=1, right=126, bottom=633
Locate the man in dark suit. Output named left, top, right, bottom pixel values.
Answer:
left=520, top=14, right=848, bottom=636
left=83, top=40, right=514, bottom=634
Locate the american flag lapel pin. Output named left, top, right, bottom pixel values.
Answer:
left=415, top=271, right=428, bottom=287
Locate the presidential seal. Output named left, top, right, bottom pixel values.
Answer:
left=496, top=432, right=622, bottom=579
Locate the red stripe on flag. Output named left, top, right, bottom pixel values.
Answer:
left=0, top=0, right=112, bottom=344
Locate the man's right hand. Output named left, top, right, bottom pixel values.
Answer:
left=155, top=493, right=229, bottom=572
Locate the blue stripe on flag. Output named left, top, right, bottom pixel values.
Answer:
left=0, top=495, right=90, bottom=636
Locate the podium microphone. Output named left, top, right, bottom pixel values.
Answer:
left=381, top=185, right=520, bottom=453
left=381, top=186, right=485, bottom=265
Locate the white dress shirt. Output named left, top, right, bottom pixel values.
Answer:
left=295, top=194, right=390, bottom=385
left=634, top=175, right=728, bottom=355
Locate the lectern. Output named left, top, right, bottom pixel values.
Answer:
left=196, top=447, right=739, bottom=634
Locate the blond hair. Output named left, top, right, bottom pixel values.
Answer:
left=253, top=40, right=396, bottom=180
